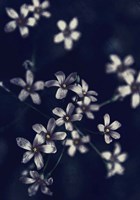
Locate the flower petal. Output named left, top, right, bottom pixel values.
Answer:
left=131, top=93, right=140, bottom=108
left=26, top=17, right=37, bottom=27
left=41, top=185, right=53, bottom=195
left=65, top=122, right=73, bottom=131
left=81, top=135, right=90, bottom=143
left=42, top=11, right=51, bottom=18
left=66, top=103, right=75, bottom=115
left=26, top=70, right=34, bottom=85
left=118, top=85, right=131, bottom=97
left=114, top=143, right=121, bottom=155
left=20, top=177, right=35, bottom=184
left=10, top=78, right=26, bottom=87
left=22, top=151, right=34, bottom=163
left=69, top=17, right=78, bottom=30
left=57, top=20, right=67, bottom=31
left=110, top=131, right=121, bottom=139
left=97, top=124, right=105, bottom=132
left=32, top=124, right=47, bottom=134
left=28, top=182, right=39, bottom=196
left=110, top=54, right=121, bottom=66
left=47, top=118, right=56, bottom=134
left=39, top=144, right=57, bottom=153
left=45, top=80, right=59, bottom=87
left=29, top=170, right=39, bottom=179
left=54, top=33, right=64, bottom=43
left=86, top=112, right=94, bottom=119
left=55, top=118, right=64, bottom=126
left=68, top=145, right=76, bottom=157
left=30, top=93, right=41, bottom=105
left=68, top=84, right=82, bottom=95
left=33, top=81, right=44, bottom=91
left=16, top=137, right=32, bottom=150
left=56, top=88, right=68, bottom=99
left=52, top=132, right=66, bottom=140
left=124, top=55, right=134, bottom=66
left=71, top=114, right=83, bottom=121
left=101, top=151, right=112, bottom=160
left=104, top=134, right=112, bottom=144
left=106, top=63, right=117, bottom=73
left=64, top=38, right=73, bottom=50
left=71, top=130, right=80, bottom=139
left=20, top=4, right=29, bottom=18
left=65, top=72, right=77, bottom=85
left=41, top=0, right=50, bottom=8
left=33, top=133, right=45, bottom=146
left=34, top=152, right=44, bottom=170
left=71, top=31, right=81, bottom=41
left=117, top=153, right=128, bottom=163
left=4, top=21, right=17, bottom=32
left=65, top=139, right=73, bottom=146
left=19, top=26, right=29, bottom=38
left=55, top=71, right=66, bottom=84
left=104, top=113, right=110, bottom=126
left=18, top=89, right=29, bottom=101
left=78, top=145, right=88, bottom=153
left=32, top=0, right=40, bottom=7
left=6, top=8, right=19, bottom=19
left=109, top=121, right=121, bottom=130
left=52, top=107, right=66, bottom=117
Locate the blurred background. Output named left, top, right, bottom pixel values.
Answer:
left=0, top=0, right=140, bottom=199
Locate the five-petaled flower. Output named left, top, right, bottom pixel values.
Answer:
left=45, top=71, right=81, bottom=99
left=5, top=4, right=36, bottom=38
left=101, top=143, right=128, bottom=177
left=10, top=70, right=44, bottom=104
left=97, top=113, right=121, bottom=144
left=52, top=103, right=83, bottom=131
left=32, top=118, right=67, bottom=150
left=106, top=54, right=135, bottom=78
left=28, top=0, right=51, bottom=20
left=118, top=72, right=140, bottom=108
left=64, top=130, right=90, bottom=157
left=16, top=134, right=56, bottom=170
left=20, top=170, right=53, bottom=196
left=54, top=17, right=81, bottom=50
left=76, top=98, right=99, bottom=119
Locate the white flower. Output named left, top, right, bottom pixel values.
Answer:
left=20, top=171, right=53, bottom=196
left=106, top=54, right=135, bottom=77
left=54, top=17, right=81, bottom=50
left=64, top=130, right=90, bottom=157
left=101, top=143, right=128, bottom=177
left=32, top=118, right=67, bottom=150
left=10, top=70, right=44, bottom=104
left=5, top=4, right=37, bottom=38
left=52, top=103, right=83, bottom=131
left=28, top=0, right=51, bottom=20
left=76, top=98, right=99, bottom=119
left=16, top=134, right=56, bottom=170
left=118, top=72, right=140, bottom=108
left=73, top=79, right=98, bottom=102
left=45, top=71, right=81, bottom=99
left=97, top=114, right=121, bottom=144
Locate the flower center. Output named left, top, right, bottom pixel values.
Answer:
left=35, top=6, right=42, bottom=14
left=46, top=133, right=51, bottom=140
left=64, top=115, right=70, bottom=121
left=62, top=83, right=67, bottom=89
left=82, top=90, right=86, bottom=95
left=33, top=147, right=38, bottom=153
left=63, top=28, right=71, bottom=38
left=105, top=127, right=110, bottom=133
left=73, top=139, right=80, bottom=146
left=16, top=17, right=27, bottom=26
left=131, top=83, right=140, bottom=93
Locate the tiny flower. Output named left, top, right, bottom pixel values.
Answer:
left=10, top=70, right=44, bottom=104
left=106, top=54, right=135, bottom=77
left=118, top=72, right=140, bottom=108
left=97, top=114, right=121, bottom=144
left=32, top=118, right=67, bottom=150
left=5, top=4, right=36, bottom=38
left=76, top=98, right=99, bottom=119
left=101, top=143, right=128, bottom=177
left=73, top=79, right=98, bottom=102
left=52, top=103, right=83, bottom=131
left=16, top=134, right=56, bottom=170
left=28, top=0, right=51, bottom=20
left=64, top=130, right=90, bottom=157
left=45, top=71, right=81, bottom=99
left=20, top=170, right=53, bottom=196
left=54, top=17, right=81, bottom=50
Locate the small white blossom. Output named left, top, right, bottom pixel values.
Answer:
left=64, top=130, right=90, bottom=157
left=20, top=170, right=53, bottom=196
left=32, top=118, right=67, bottom=150
left=54, top=17, right=81, bottom=50
left=106, top=54, right=135, bottom=78
left=16, top=134, right=56, bottom=170
left=52, top=103, right=83, bottom=131
left=97, top=114, right=121, bottom=144
left=101, top=143, right=128, bottom=177
left=5, top=4, right=36, bottom=38
left=28, top=0, right=51, bottom=20
left=10, top=70, right=44, bottom=104
left=76, top=98, right=99, bottom=119
left=45, top=71, right=81, bottom=99
left=118, top=72, right=140, bottom=108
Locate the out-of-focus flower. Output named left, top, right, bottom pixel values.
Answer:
left=16, top=134, right=56, bottom=170
left=45, top=71, right=81, bottom=99
left=10, top=70, right=44, bottom=104
left=32, top=118, right=67, bottom=150
left=74, top=79, right=98, bottom=102
left=64, top=130, right=90, bottom=157
left=97, top=113, right=121, bottom=144
left=52, top=103, right=83, bottom=131
left=118, top=72, right=140, bottom=108
left=106, top=54, right=135, bottom=78
left=20, top=170, right=53, bottom=196
left=76, top=98, right=99, bottom=119
left=28, top=0, right=51, bottom=20
left=101, top=143, right=128, bottom=177
left=54, top=17, right=81, bottom=50
left=5, top=4, right=36, bottom=38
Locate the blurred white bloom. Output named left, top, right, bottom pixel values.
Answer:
left=45, top=71, right=81, bottom=99
left=106, top=54, right=135, bottom=78
left=20, top=170, right=53, bottom=196
left=16, top=134, right=56, bottom=170
left=5, top=4, right=36, bottom=38
left=32, top=118, right=67, bottom=150
left=101, top=143, right=128, bottom=177
left=118, top=72, right=140, bottom=108
left=54, top=17, right=81, bottom=50
left=97, top=113, right=121, bottom=144
left=52, top=103, right=83, bottom=131
left=76, top=98, right=99, bottom=119
left=10, top=70, right=44, bottom=104
left=74, top=79, right=98, bottom=102
left=64, top=130, right=90, bottom=157
left=28, top=0, right=51, bottom=20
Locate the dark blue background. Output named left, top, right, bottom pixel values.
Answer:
left=0, top=0, right=140, bottom=200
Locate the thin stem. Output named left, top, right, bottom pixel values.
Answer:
left=100, top=94, right=120, bottom=108
left=43, top=155, right=51, bottom=173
